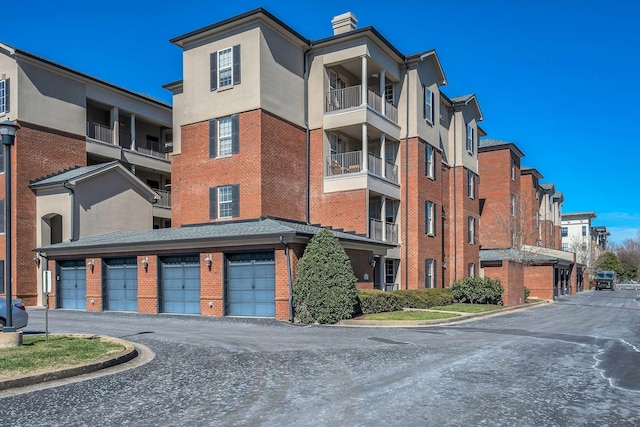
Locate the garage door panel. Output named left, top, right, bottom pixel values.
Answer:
left=226, top=252, right=275, bottom=317
left=58, top=260, right=87, bottom=310
left=160, top=257, right=200, bottom=314
left=104, top=258, right=138, bottom=312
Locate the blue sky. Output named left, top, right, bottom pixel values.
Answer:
left=4, top=1, right=639, bottom=244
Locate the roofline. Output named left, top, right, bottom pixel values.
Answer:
left=520, top=167, right=544, bottom=180
left=5, top=44, right=171, bottom=109
left=405, top=49, right=447, bottom=85
left=170, top=7, right=309, bottom=47
left=314, top=26, right=405, bottom=63
left=562, top=212, right=597, bottom=219
left=477, top=141, right=525, bottom=158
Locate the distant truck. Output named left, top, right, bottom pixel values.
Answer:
left=593, top=270, right=616, bottom=291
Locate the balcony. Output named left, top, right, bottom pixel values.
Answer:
left=155, top=189, right=172, bottom=208
left=86, top=122, right=167, bottom=160
left=325, top=86, right=398, bottom=123
left=369, top=218, right=399, bottom=243
left=326, top=151, right=398, bottom=184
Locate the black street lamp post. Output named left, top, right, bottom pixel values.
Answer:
left=0, top=119, right=19, bottom=333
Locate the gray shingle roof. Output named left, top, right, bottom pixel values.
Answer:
left=478, top=138, right=525, bottom=157
left=449, top=94, right=474, bottom=104
left=540, top=183, right=555, bottom=191
left=36, top=217, right=394, bottom=254
left=30, top=162, right=118, bottom=187
left=480, top=248, right=558, bottom=263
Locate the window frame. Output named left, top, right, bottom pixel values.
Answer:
left=510, top=194, right=517, bottom=216
left=217, top=47, right=233, bottom=89
left=425, top=258, right=436, bottom=288
left=511, top=158, right=517, bottom=181
left=468, top=262, right=476, bottom=278
left=425, top=144, right=435, bottom=179
left=468, top=216, right=476, bottom=245
left=217, top=116, right=233, bottom=157
left=466, top=124, right=474, bottom=154
left=424, top=85, right=434, bottom=124
left=0, top=79, right=6, bottom=114
left=561, top=227, right=568, bottom=237
left=217, top=185, right=233, bottom=219
left=425, top=200, right=436, bottom=236
left=467, top=169, right=475, bottom=199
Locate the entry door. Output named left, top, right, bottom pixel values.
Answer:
left=58, top=260, right=86, bottom=310
left=160, top=256, right=200, bottom=314
left=104, top=258, right=138, bottom=312
left=226, top=252, right=275, bottom=317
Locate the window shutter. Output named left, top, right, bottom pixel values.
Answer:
left=424, top=144, right=428, bottom=176
left=209, top=187, right=217, bottom=219
left=233, top=45, right=241, bottom=85
left=231, top=114, right=239, bottom=154
left=424, top=259, right=429, bottom=288
left=434, top=260, right=437, bottom=287
left=422, top=85, right=426, bottom=119
left=231, top=184, right=240, bottom=217
left=433, top=203, right=437, bottom=236
left=424, top=201, right=428, bottom=234
left=4, top=78, right=9, bottom=113
left=433, top=148, right=436, bottom=180
left=209, top=118, right=217, bottom=158
left=210, top=51, right=218, bottom=91
left=430, top=90, right=434, bottom=122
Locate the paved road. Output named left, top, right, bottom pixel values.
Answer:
left=1, top=291, right=639, bottom=426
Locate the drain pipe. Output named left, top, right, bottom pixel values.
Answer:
left=63, top=181, right=76, bottom=241
left=303, top=42, right=313, bottom=224
left=280, top=235, right=294, bottom=322
left=452, top=107, right=457, bottom=282
left=404, top=60, right=410, bottom=289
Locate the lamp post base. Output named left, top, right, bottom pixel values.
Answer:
left=0, top=331, right=23, bottom=348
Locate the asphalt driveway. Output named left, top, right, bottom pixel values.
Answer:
left=1, top=291, right=639, bottom=426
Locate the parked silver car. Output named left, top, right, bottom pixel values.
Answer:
left=0, top=297, right=28, bottom=330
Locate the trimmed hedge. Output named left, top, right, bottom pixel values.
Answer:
left=357, top=288, right=454, bottom=315
left=449, top=277, right=503, bottom=305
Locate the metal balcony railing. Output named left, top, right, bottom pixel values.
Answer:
left=367, top=153, right=399, bottom=184
left=326, top=151, right=363, bottom=176
left=86, top=122, right=113, bottom=144
left=369, top=218, right=398, bottom=243
left=155, top=189, right=172, bottom=208
left=325, top=85, right=398, bottom=124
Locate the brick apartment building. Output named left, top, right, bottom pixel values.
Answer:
left=477, top=139, right=578, bottom=303
left=0, top=42, right=172, bottom=306
left=2, top=8, right=595, bottom=321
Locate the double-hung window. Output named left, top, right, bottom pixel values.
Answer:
left=467, top=170, right=475, bottom=199
left=423, top=85, right=434, bottom=123
left=0, top=199, right=4, bottom=232
left=582, top=225, right=587, bottom=237
left=511, top=158, right=517, bottom=181
left=425, top=201, right=436, bottom=236
left=466, top=124, right=474, bottom=153
left=209, top=185, right=239, bottom=219
left=561, top=227, right=568, bottom=237
left=385, top=83, right=394, bottom=104
left=468, top=216, right=476, bottom=244
left=425, top=144, right=435, bottom=179
left=209, top=114, right=239, bottom=158
left=468, top=263, right=476, bottom=278
left=511, top=195, right=517, bottom=216
left=0, top=79, right=6, bottom=114
left=425, top=258, right=436, bottom=288
left=210, top=45, right=241, bottom=91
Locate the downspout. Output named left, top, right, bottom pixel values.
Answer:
left=303, top=41, right=313, bottom=224
left=63, top=182, right=76, bottom=241
left=452, top=107, right=457, bottom=282
left=404, top=60, right=410, bottom=289
left=280, top=235, right=294, bottom=322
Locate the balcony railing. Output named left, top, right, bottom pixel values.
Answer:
left=369, top=218, right=399, bottom=243
left=86, top=122, right=113, bottom=144
left=155, top=189, right=172, bottom=208
left=137, top=138, right=166, bottom=159
left=326, top=151, right=398, bottom=184
left=326, top=151, right=363, bottom=176
left=368, top=153, right=399, bottom=184
left=325, top=85, right=398, bottom=123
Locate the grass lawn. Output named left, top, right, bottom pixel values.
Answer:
left=363, top=310, right=461, bottom=321
left=429, top=303, right=503, bottom=313
left=0, top=335, right=125, bottom=379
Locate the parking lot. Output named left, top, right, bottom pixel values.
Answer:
left=1, top=290, right=639, bottom=426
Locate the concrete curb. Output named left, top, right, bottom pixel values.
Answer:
left=339, top=300, right=550, bottom=327
left=0, top=334, right=138, bottom=391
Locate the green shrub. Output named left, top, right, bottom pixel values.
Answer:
left=357, top=288, right=453, bottom=315
left=391, top=289, right=454, bottom=308
left=524, top=286, right=530, bottom=301
left=357, top=290, right=403, bottom=314
left=449, top=277, right=503, bottom=305
left=292, top=229, right=358, bottom=324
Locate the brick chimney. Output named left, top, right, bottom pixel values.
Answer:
left=331, top=12, right=357, bottom=35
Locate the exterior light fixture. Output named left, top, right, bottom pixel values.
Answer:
left=87, top=259, right=95, bottom=273
left=205, top=254, right=213, bottom=270
left=368, top=256, right=376, bottom=268
left=141, top=256, right=149, bottom=272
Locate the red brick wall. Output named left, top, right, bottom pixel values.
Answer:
left=138, top=255, right=158, bottom=314
left=524, top=264, right=554, bottom=300
left=401, top=138, right=445, bottom=289
left=2, top=122, right=86, bottom=305
left=519, top=174, right=541, bottom=245
left=85, top=259, right=102, bottom=311
left=346, top=249, right=375, bottom=289
left=172, top=110, right=306, bottom=227
left=447, top=165, right=480, bottom=284
left=478, top=148, right=521, bottom=249
left=483, top=260, right=524, bottom=306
